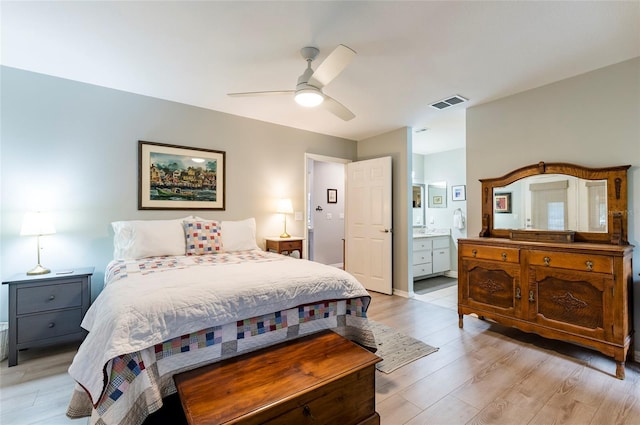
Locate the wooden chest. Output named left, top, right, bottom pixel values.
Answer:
left=174, top=330, right=381, bottom=425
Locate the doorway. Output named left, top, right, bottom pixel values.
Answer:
left=305, top=154, right=349, bottom=266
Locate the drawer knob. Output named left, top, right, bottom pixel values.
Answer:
left=48, top=322, right=55, bottom=328
left=586, top=260, right=593, bottom=271
left=529, top=290, right=535, bottom=302
left=501, top=252, right=507, bottom=261
left=49, top=295, right=56, bottom=301
left=543, top=256, right=551, bottom=266
left=303, top=405, right=315, bottom=419
left=472, top=249, right=477, bottom=258
left=515, top=287, right=521, bottom=299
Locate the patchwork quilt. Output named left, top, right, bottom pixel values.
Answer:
left=66, top=251, right=374, bottom=425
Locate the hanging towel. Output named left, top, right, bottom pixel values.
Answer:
left=453, top=209, right=465, bottom=230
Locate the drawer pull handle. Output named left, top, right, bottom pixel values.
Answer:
left=303, top=405, right=315, bottom=419
left=472, top=249, right=477, bottom=258
left=529, top=290, right=535, bottom=302
left=501, top=252, right=507, bottom=261
left=515, top=287, right=521, bottom=299
left=49, top=295, right=56, bottom=301
left=543, top=256, right=550, bottom=266
left=48, top=322, right=55, bottom=328
left=586, top=260, right=593, bottom=271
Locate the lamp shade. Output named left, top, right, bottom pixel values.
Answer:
left=276, top=199, right=294, bottom=214
left=20, top=212, right=56, bottom=236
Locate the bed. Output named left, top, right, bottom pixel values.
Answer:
left=66, top=217, right=376, bottom=425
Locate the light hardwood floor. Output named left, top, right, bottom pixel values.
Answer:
left=1, top=285, right=638, bottom=425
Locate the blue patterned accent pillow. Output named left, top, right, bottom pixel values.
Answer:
left=183, top=221, right=222, bottom=255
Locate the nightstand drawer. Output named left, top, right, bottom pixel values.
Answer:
left=17, top=309, right=83, bottom=344
left=16, top=280, right=83, bottom=315
left=278, top=241, right=301, bottom=252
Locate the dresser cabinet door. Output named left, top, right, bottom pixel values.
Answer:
left=528, top=267, right=612, bottom=342
left=460, top=259, right=522, bottom=318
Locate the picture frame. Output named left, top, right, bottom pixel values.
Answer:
left=433, top=195, right=443, bottom=205
left=138, top=140, right=225, bottom=210
left=327, top=188, right=337, bottom=204
left=452, top=185, right=466, bottom=201
left=494, top=192, right=512, bottom=213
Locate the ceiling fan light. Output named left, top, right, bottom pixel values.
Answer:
left=295, top=89, right=324, bottom=107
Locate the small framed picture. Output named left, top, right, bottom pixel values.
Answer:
left=327, top=188, right=337, bottom=203
left=494, top=192, right=512, bottom=213
left=433, top=195, right=443, bottom=205
left=452, top=185, right=466, bottom=201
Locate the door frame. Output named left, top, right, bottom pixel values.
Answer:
left=304, top=153, right=351, bottom=261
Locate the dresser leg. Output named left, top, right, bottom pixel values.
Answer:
left=615, top=361, right=625, bottom=380
left=458, top=314, right=463, bottom=328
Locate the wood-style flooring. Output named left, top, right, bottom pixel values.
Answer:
left=1, top=284, right=639, bottom=425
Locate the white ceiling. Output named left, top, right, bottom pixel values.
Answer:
left=2, top=1, right=639, bottom=155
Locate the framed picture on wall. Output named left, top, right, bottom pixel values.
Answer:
left=327, top=188, right=337, bottom=204
left=138, top=140, right=225, bottom=210
left=452, top=185, right=466, bottom=201
left=494, top=192, right=512, bottom=213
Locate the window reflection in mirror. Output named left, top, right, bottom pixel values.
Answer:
left=428, top=182, right=447, bottom=208
left=493, top=174, right=607, bottom=233
left=412, top=184, right=425, bottom=226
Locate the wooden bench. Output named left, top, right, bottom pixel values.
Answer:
left=174, top=329, right=381, bottom=425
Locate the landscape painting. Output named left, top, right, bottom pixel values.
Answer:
left=138, top=141, right=225, bottom=210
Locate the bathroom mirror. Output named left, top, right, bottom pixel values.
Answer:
left=412, top=184, right=425, bottom=226
left=427, top=181, right=447, bottom=208
left=480, top=162, right=630, bottom=245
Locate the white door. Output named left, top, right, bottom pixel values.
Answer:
left=345, top=157, right=392, bottom=294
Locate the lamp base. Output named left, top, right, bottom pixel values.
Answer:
left=27, top=264, right=51, bottom=276
left=279, top=232, right=291, bottom=239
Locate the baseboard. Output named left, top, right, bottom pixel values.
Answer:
left=392, top=288, right=410, bottom=298
left=444, top=270, right=458, bottom=279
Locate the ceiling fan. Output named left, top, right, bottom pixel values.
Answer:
left=227, top=44, right=357, bottom=121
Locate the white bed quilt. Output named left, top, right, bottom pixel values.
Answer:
left=68, top=250, right=371, bottom=410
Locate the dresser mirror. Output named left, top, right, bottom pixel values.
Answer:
left=427, top=181, right=447, bottom=208
left=479, top=162, right=630, bottom=244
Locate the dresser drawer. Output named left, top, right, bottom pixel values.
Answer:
left=16, top=280, right=83, bottom=315
left=529, top=250, right=613, bottom=274
left=460, top=245, right=520, bottom=263
left=16, top=309, right=83, bottom=344
left=278, top=241, right=301, bottom=252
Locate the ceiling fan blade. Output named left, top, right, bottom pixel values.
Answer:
left=227, top=90, right=294, bottom=97
left=308, top=44, right=356, bottom=89
left=323, top=96, right=355, bottom=121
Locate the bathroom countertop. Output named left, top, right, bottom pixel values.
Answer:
left=413, top=229, right=450, bottom=238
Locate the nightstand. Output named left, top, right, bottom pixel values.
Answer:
left=2, top=267, right=94, bottom=366
left=265, top=237, right=304, bottom=258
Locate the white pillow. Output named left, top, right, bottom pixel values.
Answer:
left=221, top=218, right=260, bottom=252
left=112, top=217, right=192, bottom=260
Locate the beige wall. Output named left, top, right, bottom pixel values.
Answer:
left=357, top=127, right=412, bottom=295
left=466, top=57, right=640, bottom=354
left=0, top=67, right=357, bottom=316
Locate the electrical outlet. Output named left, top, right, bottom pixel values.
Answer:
left=326, top=213, right=332, bottom=220
left=294, top=211, right=303, bottom=221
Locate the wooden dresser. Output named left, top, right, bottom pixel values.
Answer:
left=174, top=330, right=381, bottom=424
left=459, top=162, right=634, bottom=379
left=458, top=238, right=633, bottom=378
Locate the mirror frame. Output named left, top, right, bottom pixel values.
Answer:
left=479, top=161, right=630, bottom=245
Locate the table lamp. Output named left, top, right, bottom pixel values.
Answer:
left=21, top=211, right=56, bottom=275
left=276, top=199, right=293, bottom=238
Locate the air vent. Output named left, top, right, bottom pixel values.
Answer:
left=429, top=95, right=468, bottom=110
